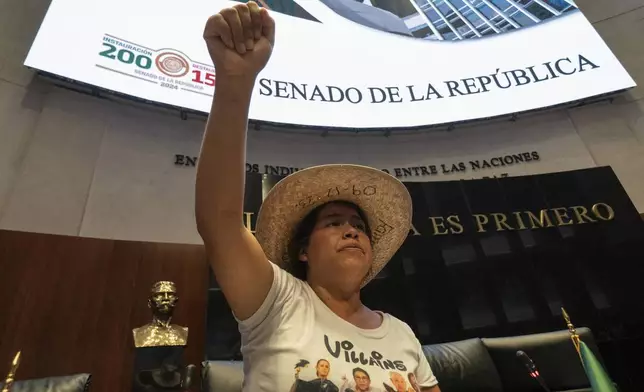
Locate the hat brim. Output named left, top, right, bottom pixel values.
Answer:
left=255, top=164, right=412, bottom=287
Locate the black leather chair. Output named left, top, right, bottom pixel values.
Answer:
left=202, top=329, right=607, bottom=392
left=422, top=338, right=503, bottom=392
left=0, top=373, right=92, bottom=392
left=201, top=361, right=244, bottom=392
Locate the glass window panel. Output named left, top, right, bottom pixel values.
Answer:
left=526, top=2, right=556, bottom=20
left=463, top=13, right=485, bottom=35
left=458, top=4, right=471, bottom=15
left=496, top=20, right=510, bottom=30
left=436, top=1, right=452, bottom=15
left=448, top=14, right=465, bottom=26
left=480, top=26, right=496, bottom=36
left=459, top=8, right=474, bottom=20
left=474, top=21, right=488, bottom=30
left=458, top=25, right=472, bottom=36
left=412, top=25, right=434, bottom=39
left=438, top=24, right=453, bottom=34
left=424, top=7, right=441, bottom=23
left=563, top=5, right=576, bottom=13
left=489, top=0, right=511, bottom=9
left=489, top=13, right=503, bottom=22
left=478, top=4, right=499, bottom=19
left=450, top=17, right=469, bottom=35
left=543, top=0, right=571, bottom=12
left=450, top=0, right=467, bottom=8
left=434, top=21, right=447, bottom=31
left=511, top=11, right=537, bottom=26
left=443, top=30, right=457, bottom=40
left=462, top=29, right=477, bottom=38
left=463, top=9, right=483, bottom=25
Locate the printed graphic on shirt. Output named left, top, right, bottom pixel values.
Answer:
left=288, top=335, right=423, bottom=392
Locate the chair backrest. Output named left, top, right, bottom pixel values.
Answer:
left=421, top=338, right=504, bottom=392
left=201, top=360, right=243, bottom=392
left=0, top=374, right=92, bottom=392
left=482, top=327, right=601, bottom=392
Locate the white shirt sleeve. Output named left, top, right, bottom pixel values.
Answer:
left=415, top=340, right=439, bottom=388
left=236, top=261, right=304, bottom=334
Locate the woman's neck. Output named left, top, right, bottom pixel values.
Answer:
left=309, top=283, right=382, bottom=329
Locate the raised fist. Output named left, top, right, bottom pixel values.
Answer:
left=203, top=1, right=275, bottom=78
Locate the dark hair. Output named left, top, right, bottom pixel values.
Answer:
left=286, top=201, right=371, bottom=281
left=353, top=367, right=370, bottom=379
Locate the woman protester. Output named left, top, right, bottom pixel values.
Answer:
left=195, top=3, right=440, bottom=391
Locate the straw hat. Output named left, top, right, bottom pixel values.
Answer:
left=255, top=164, right=412, bottom=287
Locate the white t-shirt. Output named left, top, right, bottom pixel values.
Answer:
left=237, top=262, right=438, bottom=392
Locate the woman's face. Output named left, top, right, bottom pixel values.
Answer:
left=300, top=202, right=373, bottom=285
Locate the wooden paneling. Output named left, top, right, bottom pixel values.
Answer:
left=0, top=230, right=208, bottom=392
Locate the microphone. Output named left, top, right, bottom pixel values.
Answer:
left=516, top=350, right=551, bottom=392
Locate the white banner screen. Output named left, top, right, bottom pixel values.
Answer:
left=25, top=0, right=636, bottom=128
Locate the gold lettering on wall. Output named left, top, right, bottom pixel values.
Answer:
left=473, top=214, right=489, bottom=233
left=592, top=202, right=615, bottom=221
left=571, top=205, right=596, bottom=224
left=526, top=210, right=555, bottom=229
left=446, top=215, right=464, bottom=234
left=512, top=211, right=527, bottom=230
left=243, top=203, right=614, bottom=238
left=409, top=223, right=422, bottom=236
left=427, top=203, right=614, bottom=236
left=552, top=207, right=574, bottom=226
left=429, top=217, right=449, bottom=235
left=492, top=213, right=513, bottom=231
left=429, top=215, right=463, bottom=235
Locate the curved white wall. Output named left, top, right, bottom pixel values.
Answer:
left=0, top=0, right=643, bottom=244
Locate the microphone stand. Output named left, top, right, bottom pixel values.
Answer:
left=530, top=370, right=551, bottom=392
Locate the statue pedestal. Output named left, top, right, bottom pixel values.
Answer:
left=132, top=346, right=191, bottom=392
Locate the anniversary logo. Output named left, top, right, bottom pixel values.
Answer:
left=25, top=0, right=635, bottom=128
left=98, top=35, right=215, bottom=99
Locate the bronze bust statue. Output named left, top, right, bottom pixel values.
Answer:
left=133, top=281, right=188, bottom=348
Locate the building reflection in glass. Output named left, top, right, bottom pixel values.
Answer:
left=370, top=0, right=578, bottom=40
